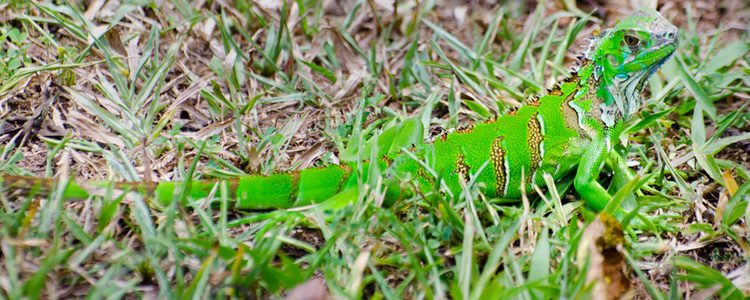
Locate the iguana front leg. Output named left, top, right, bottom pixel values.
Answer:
left=574, top=135, right=612, bottom=211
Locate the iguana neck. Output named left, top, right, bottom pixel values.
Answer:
left=533, top=58, right=629, bottom=146
left=567, top=57, right=641, bottom=132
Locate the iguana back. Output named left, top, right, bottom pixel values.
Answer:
left=392, top=70, right=591, bottom=200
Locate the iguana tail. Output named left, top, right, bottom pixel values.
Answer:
left=0, top=163, right=409, bottom=210
left=161, top=164, right=365, bottom=209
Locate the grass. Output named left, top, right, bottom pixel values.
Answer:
left=0, top=0, right=749, bottom=299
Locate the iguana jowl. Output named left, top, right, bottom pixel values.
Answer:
left=2, top=9, right=678, bottom=212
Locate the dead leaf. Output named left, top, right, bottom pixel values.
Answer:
left=83, top=0, right=105, bottom=21
left=285, top=278, right=329, bottom=300
left=578, top=214, right=631, bottom=300
left=66, top=110, right=125, bottom=147
left=184, top=118, right=234, bottom=141
left=127, top=35, right=141, bottom=82
left=722, top=170, right=739, bottom=197
left=105, top=28, right=127, bottom=56
left=245, top=146, right=261, bottom=174
left=201, top=18, right=216, bottom=41
left=165, top=76, right=210, bottom=115
left=6, top=238, right=48, bottom=247
left=294, top=141, right=326, bottom=169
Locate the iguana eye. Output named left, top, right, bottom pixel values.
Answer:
left=624, top=34, right=640, bottom=47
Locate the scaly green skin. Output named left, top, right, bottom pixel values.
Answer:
left=0, top=9, right=678, bottom=212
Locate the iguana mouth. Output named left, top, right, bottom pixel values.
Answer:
left=636, top=44, right=677, bottom=91
left=610, top=43, right=676, bottom=120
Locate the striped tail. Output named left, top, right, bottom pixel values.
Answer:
left=155, top=164, right=357, bottom=209
left=1, top=162, right=409, bottom=210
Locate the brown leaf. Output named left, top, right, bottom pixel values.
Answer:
left=83, top=0, right=105, bottom=21
left=165, top=76, right=210, bottom=114
left=285, top=278, right=329, bottom=300
left=716, top=170, right=740, bottom=226
left=189, top=118, right=234, bottom=141
left=245, top=146, right=261, bottom=174
left=294, top=141, right=326, bottom=169
left=105, top=29, right=127, bottom=57
left=578, top=214, right=631, bottom=300
left=723, top=170, right=740, bottom=197
left=66, top=110, right=125, bottom=147
left=127, top=34, right=141, bottom=81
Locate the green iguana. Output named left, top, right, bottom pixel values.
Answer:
left=1, top=9, right=678, bottom=212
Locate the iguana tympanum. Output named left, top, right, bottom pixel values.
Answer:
left=1, top=9, right=678, bottom=212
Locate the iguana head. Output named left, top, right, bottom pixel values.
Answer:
left=588, top=8, right=678, bottom=126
